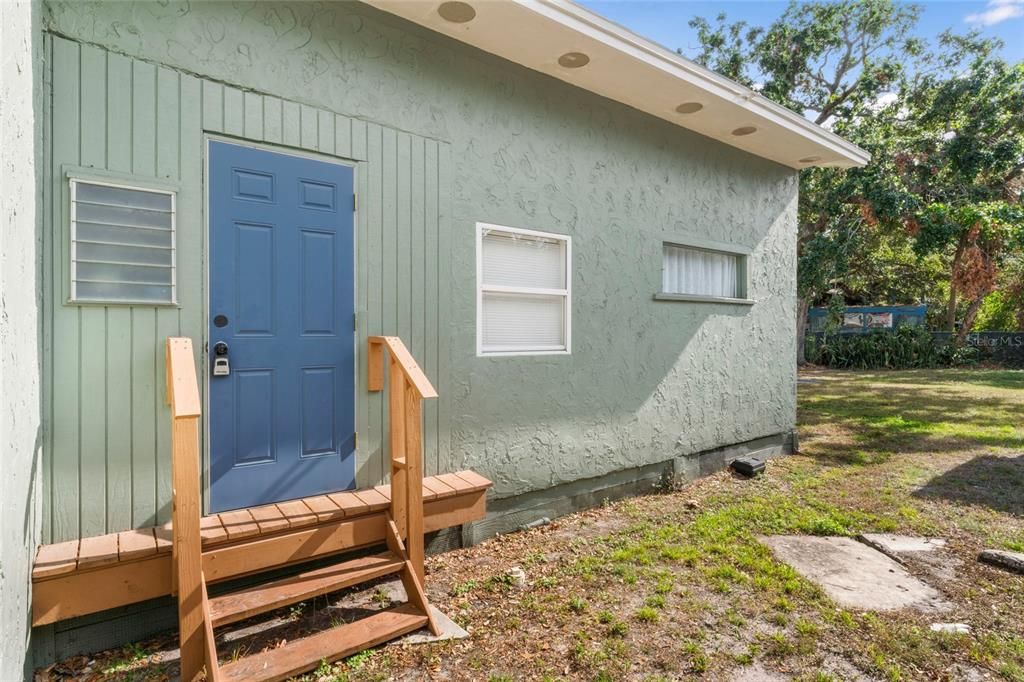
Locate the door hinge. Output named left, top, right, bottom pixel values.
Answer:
left=353, top=312, right=358, bottom=331
left=353, top=192, right=357, bottom=212
left=354, top=432, right=359, bottom=450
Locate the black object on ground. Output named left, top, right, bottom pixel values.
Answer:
left=730, top=457, right=766, bottom=477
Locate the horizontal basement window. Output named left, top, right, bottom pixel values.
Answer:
left=70, top=179, right=177, bottom=305
left=661, top=242, right=748, bottom=301
left=477, top=223, right=571, bottom=356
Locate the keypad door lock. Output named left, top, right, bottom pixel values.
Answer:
left=212, top=341, right=230, bottom=377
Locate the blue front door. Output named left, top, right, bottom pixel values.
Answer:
left=208, top=140, right=355, bottom=513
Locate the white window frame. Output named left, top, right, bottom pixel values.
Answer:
left=655, top=238, right=753, bottom=305
left=69, top=177, right=178, bottom=305
left=476, top=222, right=572, bottom=357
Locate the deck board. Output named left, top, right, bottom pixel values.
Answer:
left=352, top=488, right=390, bottom=512
left=34, top=540, right=80, bottom=578
left=275, top=499, right=318, bottom=528
left=154, top=524, right=173, bottom=553
left=303, top=495, right=345, bottom=522
left=436, top=472, right=472, bottom=494
left=327, top=490, right=370, bottom=516
left=77, top=534, right=120, bottom=570
left=117, top=529, right=158, bottom=561
left=423, top=476, right=456, bottom=499
left=218, top=509, right=260, bottom=541
left=453, top=470, right=492, bottom=490
left=200, top=515, right=228, bottom=544
left=248, top=504, right=290, bottom=534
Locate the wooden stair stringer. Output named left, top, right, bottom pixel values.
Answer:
left=200, top=574, right=221, bottom=682
left=386, top=518, right=441, bottom=636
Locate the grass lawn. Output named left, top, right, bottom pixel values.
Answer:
left=50, top=369, right=1024, bottom=681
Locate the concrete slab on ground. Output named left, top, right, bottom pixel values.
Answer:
left=860, top=533, right=946, bottom=555
left=761, top=536, right=950, bottom=612
left=859, top=534, right=960, bottom=583
left=979, top=549, right=1024, bottom=574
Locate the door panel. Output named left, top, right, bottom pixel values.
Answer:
left=208, top=140, right=355, bottom=513
left=235, top=222, right=275, bottom=335
left=300, top=229, right=336, bottom=334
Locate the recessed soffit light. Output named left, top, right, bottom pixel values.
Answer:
left=558, top=52, right=590, bottom=68
left=437, top=1, right=476, bottom=24
left=675, top=102, right=703, bottom=114
left=732, top=126, right=757, bottom=136
left=799, top=156, right=822, bottom=164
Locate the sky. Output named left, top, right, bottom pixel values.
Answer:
left=579, top=0, right=1024, bottom=65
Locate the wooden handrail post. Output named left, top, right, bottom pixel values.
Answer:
left=166, top=338, right=205, bottom=682
left=367, top=336, right=435, bottom=588
left=389, top=360, right=408, bottom=539
left=404, top=388, right=425, bottom=585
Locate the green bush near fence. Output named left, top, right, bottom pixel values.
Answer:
left=806, top=324, right=979, bottom=369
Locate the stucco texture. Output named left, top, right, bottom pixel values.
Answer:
left=45, top=1, right=797, bottom=499
left=1, top=0, right=42, bottom=677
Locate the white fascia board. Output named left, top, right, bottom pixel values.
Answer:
left=525, top=0, right=870, bottom=167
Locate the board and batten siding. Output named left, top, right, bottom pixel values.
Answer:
left=42, top=35, right=452, bottom=543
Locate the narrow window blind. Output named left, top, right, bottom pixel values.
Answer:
left=662, top=244, right=739, bottom=298
left=478, top=226, right=570, bottom=354
left=70, top=180, right=176, bottom=304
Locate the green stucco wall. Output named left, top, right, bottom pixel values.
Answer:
left=42, top=0, right=798, bottom=542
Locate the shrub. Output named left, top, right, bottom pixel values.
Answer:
left=807, top=324, right=977, bottom=370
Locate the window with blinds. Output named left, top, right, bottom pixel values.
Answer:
left=70, top=179, right=176, bottom=304
left=477, top=224, right=571, bottom=355
left=662, top=243, right=742, bottom=299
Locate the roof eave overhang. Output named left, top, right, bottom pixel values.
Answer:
left=362, top=0, right=871, bottom=170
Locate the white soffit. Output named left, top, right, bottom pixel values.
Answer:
left=363, top=0, right=870, bottom=169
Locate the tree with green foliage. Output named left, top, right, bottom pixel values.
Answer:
left=686, top=2, right=1024, bottom=357
left=892, top=52, right=1024, bottom=338
left=829, top=37, right=1024, bottom=339
left=834, top=228, right=946, bottom=305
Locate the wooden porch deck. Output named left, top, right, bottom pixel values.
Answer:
left=32, top=470, right=491, bottom=626
left=36, top=336, right=483, bottom=681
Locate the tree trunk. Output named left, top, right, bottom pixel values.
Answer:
left=946, top=237, right=967, bottom=332
left=796, top=296, right=811, bottom=365
left=956, top=294, right=987, bottom=344
left=945, top=283, right=958, bottom=332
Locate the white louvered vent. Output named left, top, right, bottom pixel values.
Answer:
left=478, top=224, right=571, bottom=355
left=70, top=180, right=176, bottom=304
left=662, top=244, right=739, bottom=299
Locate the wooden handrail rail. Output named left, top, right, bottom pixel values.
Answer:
left=165, top=337, right=210, bottom=682
left=367, top=336, right=436, bottom=586
left=367, top=336, right=437, bottom=399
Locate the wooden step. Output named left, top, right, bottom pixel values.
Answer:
left=208, top=552, right=404, bottom=628
left=217, top=603, right=429, bottom=682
